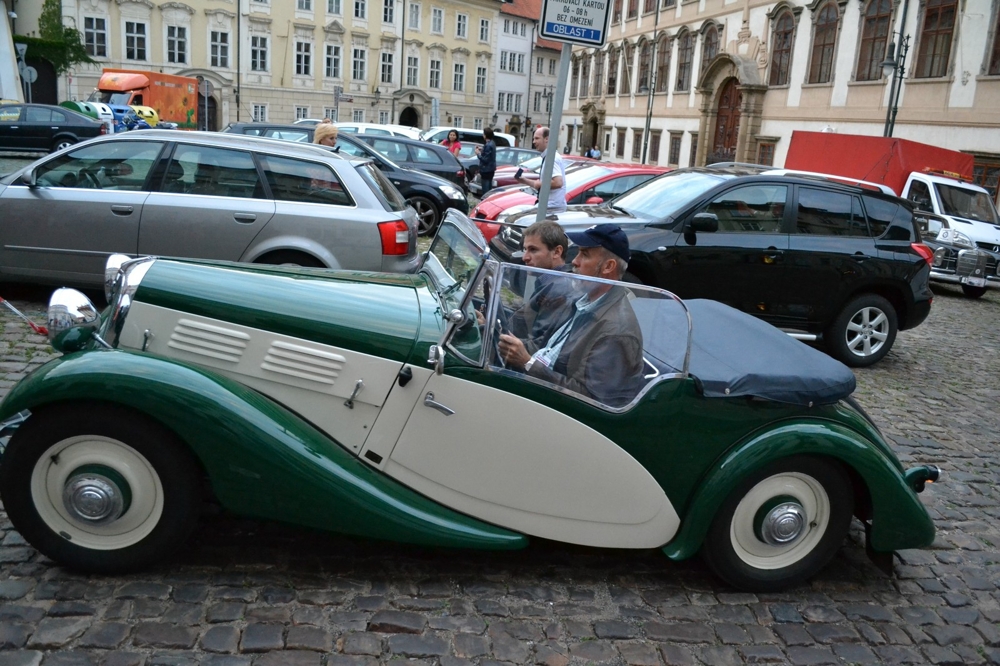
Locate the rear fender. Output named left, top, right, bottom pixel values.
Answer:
left=241, top=236, right=339, bottom=269
left=0, top=351, right=525, bottom=550
left=663, top=421, right=935, bottom=560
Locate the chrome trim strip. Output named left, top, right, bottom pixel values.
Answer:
left=784, top=332, right=819, bottom=341
left=4, top=245, right=132, bottom=258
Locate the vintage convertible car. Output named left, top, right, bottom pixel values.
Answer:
left=0, top=213, right=940, bottom=591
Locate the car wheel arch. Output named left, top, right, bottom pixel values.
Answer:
left=242, top=239, right=339, bottom=269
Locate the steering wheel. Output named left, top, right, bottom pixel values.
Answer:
left=79, top=169, right=101, bottom=189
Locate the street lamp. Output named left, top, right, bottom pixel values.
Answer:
left=881, top=36, right=910, bottom=137
left=542, top=85, right=554, bottom=128
left=371, top=87, right=381, bottom=108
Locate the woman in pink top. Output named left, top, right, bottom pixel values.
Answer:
left=440, top=129, right=462, bottom=156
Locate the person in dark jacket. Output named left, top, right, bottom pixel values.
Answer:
left=498, top=224, right=644, bottom=406
left=475, top=128, right=497, bottom=198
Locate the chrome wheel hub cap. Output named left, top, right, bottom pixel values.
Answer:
left=63, top=473, right=124, bottom=525
left=759, top=502, right=806, bottom=545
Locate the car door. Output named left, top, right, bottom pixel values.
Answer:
left=0, top=105, right=25, bottom=150
left=139, top=143, right=275, bottom=261
left=0, top=139, right=164, bottom=284
left=659, top=182, right=791, bottom=322
left=21, top=106, right=60, bottom=151
left=783, top=186, right=877, bottom=327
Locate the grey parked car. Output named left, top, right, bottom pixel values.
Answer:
left=0, top=131, right=420, bottom=286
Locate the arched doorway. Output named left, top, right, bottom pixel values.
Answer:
left=399, top=106, right=419, bottom=127
left=197, top=94, right=218, bottom=131
left=709, top=78, right=741, bottom=164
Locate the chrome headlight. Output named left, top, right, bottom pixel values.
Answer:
left=937, top=228, right=974, bottom=249
left=48, top=288, right=101, bottom=353
left=440, top=184, right=465, bottom=201
left=105, top=256, right=156, bottom=348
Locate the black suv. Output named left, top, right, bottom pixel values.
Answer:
left=490, top=167, right=934, bottom=367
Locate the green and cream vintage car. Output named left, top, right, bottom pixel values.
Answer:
left=0, top=212, right=939, bottom=591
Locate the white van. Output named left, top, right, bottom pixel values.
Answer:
left=420, top=127, right=518, bottom=148
left=334, top=122, right=422, bottom=140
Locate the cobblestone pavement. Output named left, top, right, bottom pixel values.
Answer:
left=0, top=281, right=999, bottom=666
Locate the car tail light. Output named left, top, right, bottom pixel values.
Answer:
left=99, top=125, right=108, bottom=135
left=457, top=169, right=465, bottom=180
left=378, top=220, right=410, bottom=255
left=911, top=242, right=933, bottom=265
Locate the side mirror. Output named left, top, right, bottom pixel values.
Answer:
left=19, top=169, right=36, bottom=188
left=585, top=196, right=604, bottom=205
left=687, top=212, right=719, bottom=233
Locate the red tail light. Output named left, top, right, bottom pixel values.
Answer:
left=911, top=242, right=933, bottom=265
left=378, top=220, right=410, bottom=255
left=98, top=125, right=108, bottom=135
left=457, top=169, right=465, bottom=180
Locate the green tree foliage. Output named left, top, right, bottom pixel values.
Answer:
left=14, top=0, right=94, bottom=74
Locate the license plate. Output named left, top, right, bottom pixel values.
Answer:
left=962, top=276, right=986, bottom=287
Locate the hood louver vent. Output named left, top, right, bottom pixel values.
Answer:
left=262, top=340, right=346, bottom=385
left=168, top=319, right=250, bottom=363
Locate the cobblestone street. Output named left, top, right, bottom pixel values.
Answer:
left=0, top=282, right=998, bottom=666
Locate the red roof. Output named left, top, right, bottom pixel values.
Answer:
left=536, top=36, right=563, bottom=51
left=500, top=0, right=542, bottom=21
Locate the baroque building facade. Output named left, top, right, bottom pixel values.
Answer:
left=563, top=0, right=1000, bottom=202
left=19, top=0, right=502, bottom=130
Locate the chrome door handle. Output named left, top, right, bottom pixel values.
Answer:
left=344, top=379, right=364, bottom=409
left=234, top=213, right=257, bottom=223
left=110, top=205, right=133, bottom=215
left=423, top=392, right=455, bottom=416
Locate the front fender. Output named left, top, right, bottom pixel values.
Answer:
left=0, top=350, right=526, bottom=550
left=663, top=421, right=935, bottom=560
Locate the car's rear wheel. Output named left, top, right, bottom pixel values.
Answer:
left=961, top=284, right=988, bottom=299
left=701, top=456, right=854, bottom=591
left=255, top=251, right=325, bottom=268
left=0, top=403, right=202, bottom=573
left=408, top=196, right=440, bottom=236
left=51, top=137, right=77, bottom=153
left=826, top=294, right=897, bottom=367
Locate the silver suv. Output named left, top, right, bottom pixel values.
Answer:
left=0, top=130, right=419, bottom=286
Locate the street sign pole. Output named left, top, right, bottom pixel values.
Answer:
left=534, top=43, right=572, bottom=225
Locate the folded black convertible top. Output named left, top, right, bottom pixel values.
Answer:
left=633, top=298, right=856, bottom=406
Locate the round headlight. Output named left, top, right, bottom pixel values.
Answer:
left=105, top=254, right=131, bottom=303
left=48, top=288, right=100, bottom=353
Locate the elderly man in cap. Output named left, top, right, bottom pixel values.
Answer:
left=498, top=224, right=644, bottom=406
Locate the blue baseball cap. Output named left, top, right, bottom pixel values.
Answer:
left=566, top=224, right=630, bottom=263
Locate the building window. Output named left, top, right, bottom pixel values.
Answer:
left=380, top=52, right=394, bottom=83
left=675, top=32, right=693, bottom=91
left=498, top=92, right=505, bottom=110
left=431, top=7, right=443, bottom=33
left=570, top=58, right=580, bottom=98
left=453, top=115, right=463, bottom=127
left=298, top=0, right=312, bottom=9
left=84, top=17, right=107, bottom=58
left=627, top=0, right=638, bottom=20
left=251, top=36, right=268, bottom=71
left=211, top=31, right=229, bottom=68
left=326, top=45, right=341, bottom=77
left=643, top=0, right=655, bottom=14
left=500, top=51, right=509, bottom=71
left=758, top=142, right=776, bottom=166
left=655, top=36, right=670, bottom=92
left=632, top=130, right=643, bottom=160
left=513, top=93, right=522, bottom=112
left=408, top=3, right=420, bottom=29
left=616, top=129, right=626, bottom=158
left=663, top=0, right=676, bottom=5
left=613, top=0, right=622, bottom=23
left=536, top=56, right=544, bottom=74
left=607, top=48, right=619, bottom=94
left=123, top=21, right=145, bottom=61
left=429, top=59, right=441, bottom=88
left=407, top=56, right=419, bottom=86
left=637, top=40, right=651, bottom=92
left=295, top=106, right=309, bottom=119
left=476, top=66, right=487, bottom=94
left=383, top=0, right=394, bottom=22
left=355, top=0, right=366, bottom=19
left=517, top=54, right=525, bottom=74
left=457, top=14, right=468, bottom=38
left=474, top=117, right=483, bottom=129
left=352, top=48, right=367, bottom=80
left=480, top=19, right=490, bottom=42
left=688, top=133, right=698, bottom=166
left=855, top=0, right=892, bottom=81
left=621, top=42, right=634, bottom=94
left=649, top=131, right=661, bottom=164
left=533, top=91, right=541, bottom=111
left=167, top=26, right=186, bottom=64
left=380, top=110, right=390, bottom=123
left=353, top=109, right=365, bottom=122
left=453, top=63, right=465, bottom=91
left=252, top=104, right=267, bottom=122
left=991, top=8, right=1000, bottom=75
left=549, top=59, right=557, bottom=75
left=594, top=52, right=605, bottom=95
left=808, top=2, right=840, bottom=84
left=769, top=11, right=795, bottom=86
left=973, top=159, right=1000, bottom=203
left=669, top=133, right=682, bottom=165
left=580, top=55, right=590, bottom=97
left=329, top=0, right=342, bottom=14
left=296, top=42, right=312, bottom=75
left=324, top=107, right=337, bottom=120
left=701, top=24, right=719, bottom=76
left=915, top=0, right=957, bottom=78
left=503, top=19, right=510, bottom=34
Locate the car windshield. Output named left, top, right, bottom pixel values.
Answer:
left=87, top=91, right=132, bottom=105
left=612, top=170, right=732, bottom=220
left=356, top=162, right=406, bottom=211
left=518, top=156, right=544, bottom=171
left=935, top=183, right=1000, bottom=224
left=565, top=166, right=614, bottom=190
left=423, top=211, right=487, bottom=311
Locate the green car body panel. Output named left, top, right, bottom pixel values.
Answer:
left=0, top=350, right=527, bottom=551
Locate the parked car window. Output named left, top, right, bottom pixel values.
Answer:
left=260, top=155, right=354, bottom=207
left=364, top=128, right=393, bottom=136
left=704, top=184, right=788, bottom=233
left=243, top=127, right=263, bottom=136
left=369, top=139, right=408, bottom=163
left=0, top=105, right=21, bottom=122
left=35, top=140, right=164, bottom=191
left=796, top=188, right=868, bottom=237
left=334, top=138, right=370, bottom=158
left=356, top=162, right=406, bottom=212
left=409, top=145, right=444, bottom=165
left=615, top=170, right=731, bottom=221
left=25, top=107, right=65, bottom=123
left=163, top=145, right=263, bottom=199
left=862, top=196, right=898, bottom=238
left=263, top=129, right=311, bottom=142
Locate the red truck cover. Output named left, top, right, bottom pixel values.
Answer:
left=783, top=131, right=975, bottom=196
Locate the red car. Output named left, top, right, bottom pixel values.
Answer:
left=472, top=163, right=670, bottom=242
left=491, top=154, right=595, bottom=189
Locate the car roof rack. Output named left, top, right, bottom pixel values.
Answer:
left=761, top=169, right=897, bottom=195
left=705, top=161, right=771, bottom=172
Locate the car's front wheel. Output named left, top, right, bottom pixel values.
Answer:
left=701, top=456, right=854, bottom=591
left=408, top=196, right=440, bottom=236
left=0, top=403, right=202, bottom=573
left=961, top=284, right=988, bottom=299
left=826, top=294, right=898, bottom=367
left=51, top=137, right=77, bottom=153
